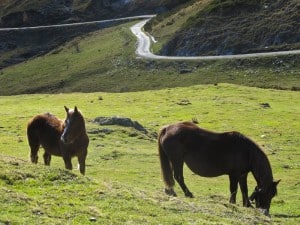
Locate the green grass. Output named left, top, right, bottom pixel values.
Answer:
left=146, top=0, right=213, bottom=53
left=0, top=84, right=299, bottom=224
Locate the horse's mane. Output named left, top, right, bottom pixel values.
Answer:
left=237, top=133, right=274, bottom=187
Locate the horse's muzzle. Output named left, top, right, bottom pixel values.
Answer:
left=259, top=208, right=270, bottom=217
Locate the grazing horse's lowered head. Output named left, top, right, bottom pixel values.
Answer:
left=250, top=180, right=281, bottom=216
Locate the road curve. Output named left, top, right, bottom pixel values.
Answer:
left=130, top=18, right=300, bottom=60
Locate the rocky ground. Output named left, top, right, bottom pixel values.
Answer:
left=160, top=0, right=300, bottom=56
left=0, top=0, right=189, bottom=28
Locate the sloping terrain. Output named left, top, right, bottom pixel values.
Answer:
left=0, top=20, right=127, bottom=69
left=152, top=0, right=300, bottom=56
left=1, top=22, right=299, bottom=96
left=0, top=0, right=190, bottom=69
left=0, top=0, right=190, bottom=28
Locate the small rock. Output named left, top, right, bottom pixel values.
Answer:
left=177, top=99, right=191, bottom=105
left=282, top=165, right=291, bottom=169
left=179, top=68, right=192, bottom=74
left=260, top=103, right=271, bottom=108
left=89, top=217, right=97, bottom=222
left=93, top=116, right=147, bottom=133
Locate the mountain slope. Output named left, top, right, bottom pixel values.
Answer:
left=150, top=0, right=300, bottom=56
left=0, top=0, right=190, bottom=28
left=1, top=21, right=299, bottom=96
left=0, top=0, right=191, bottom=69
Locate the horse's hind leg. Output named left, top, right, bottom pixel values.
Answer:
left=27, top=129, right=40, bottom=163
left=29, top=144, right=39, bottom=164
left=238, top=173, right=252, bottom=207
left=173, top=160, right=194, bottom=198
left=229, top=175, right=238, bottom=204
left=43, top=152, right=51, bottom=165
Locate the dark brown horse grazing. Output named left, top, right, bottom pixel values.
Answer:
left=27, top=106, right=89, bottom=175
left=158, top=122, right=280, bottom=216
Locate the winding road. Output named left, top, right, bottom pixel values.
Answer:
left=130, top=17, right=300, bottom=60
left=1, top=15, right=300, bottom=60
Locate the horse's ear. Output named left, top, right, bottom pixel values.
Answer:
left=274, top=179, right=281, bottom=186
left=64, top=106, right=69, bottom=113
left=74, top=106, right=78, bottom=113
left=249, top=186, right=260, bottom=201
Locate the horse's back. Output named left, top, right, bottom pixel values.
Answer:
left=28, top=113, right=63, bottom=132
left=27, top=113, right=63, bottom=155
left=159, top=122, right=219, bottom=145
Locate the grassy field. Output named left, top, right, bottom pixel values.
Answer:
left=0, top=84, right=299, bottom=224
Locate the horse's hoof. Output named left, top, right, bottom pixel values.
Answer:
left=247, top=203, right=254, bottom=208
left=229, top=200, right=236, bottom=204
left=185, top=192, right=194, bottom=198
left=165, top=188, right=177, bottom=197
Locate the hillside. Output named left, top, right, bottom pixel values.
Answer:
left=149, top=0, right=300, bottom=56
left=1, top=21, right=299, bottom=96
left=0, top=0, right=190, bottom=69
left=0, top=0, right=190, bottom=28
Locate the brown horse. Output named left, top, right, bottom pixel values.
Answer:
left=27, top=106, right=89, bottom=175
left=158, top=121, right=280, bottom=216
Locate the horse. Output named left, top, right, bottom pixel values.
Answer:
left=27, top=106, right=89, bottom=175
left=158, top=121, right=280, bottom=216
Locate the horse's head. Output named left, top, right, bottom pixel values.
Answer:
left=61, top=106, right=85, bottom=144
left=249, top=180, right=280, bottom=216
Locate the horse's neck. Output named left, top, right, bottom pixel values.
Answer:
left=251, top=148, right=274, bottom=189
left=79, top=120, right=87, bottom=135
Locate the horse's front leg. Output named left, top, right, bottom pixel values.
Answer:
left=78, top=151, right=87, bottom=175
left=43, top=152, right=51, bottom=165
left=229, top=175, right=238, bottom=204
left=63, top=154, right=73, bottom=171
left=238, top=173, right=252, bottom=207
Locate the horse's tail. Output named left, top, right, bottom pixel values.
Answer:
left=158, top=127, right=175, bottom=189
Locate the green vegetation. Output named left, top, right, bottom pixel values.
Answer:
left=0, top=0, right=91, bottom=17
left=1, top=22, right=299, bottom=96
left=202, top=0, right=263, bottom=13
left=0, top=2, right=299, bottom=223
left=145, top=0, right=212, bottom=53
left=0, top=84, right=299, bottom=224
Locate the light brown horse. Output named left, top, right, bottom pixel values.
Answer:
left=158, top=121, right=280, bottom=216
left=27, top=106, right=89, bottom=175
